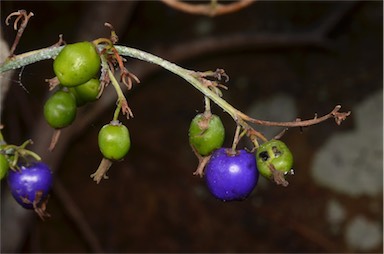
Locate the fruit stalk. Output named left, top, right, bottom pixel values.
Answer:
left=107, top=68, right=125, bottom=121
left=0, top=45, right=350, bottom=131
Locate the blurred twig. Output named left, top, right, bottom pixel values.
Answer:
left=161, top=0, right=255, bottom=17
left=53, top=180, right=103, bottom=252
left=314, top=1, right=361, bottom=37
left=257, top=206, right=345, bottom=252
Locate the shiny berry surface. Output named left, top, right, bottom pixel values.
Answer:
left=53, top=41, right=100, bottom=87
left=7, top=162, right=53, bottom=209
left=205, top=148, right=259, bottom=201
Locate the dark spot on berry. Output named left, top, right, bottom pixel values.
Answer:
left=259, top=151, right=269, bottom=161
left=272, top=146, right=282, bottom=157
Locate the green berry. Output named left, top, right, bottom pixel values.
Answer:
left=256, top=139, right=293, bottom=179
left=0, top=153, right=9, bottom=180
left=44, top=90, right=77, bottom=129
left=189, top=113, right=225, bottom=156
left=69, top=78, right=100, bottom=106
left=98, top=122, right=131, bottom=160
left=53, top=41, right=101, bottom=87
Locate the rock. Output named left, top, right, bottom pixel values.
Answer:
left=311, top=90, right=383, bottom=197
left=345, top=215, right=382, bottom=251
left=326, top=199, right=346, bottom=235
left=354, top=90, right=383, bottom=132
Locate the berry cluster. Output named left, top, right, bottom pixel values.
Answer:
left=188, top=101, right=294, bottom=201
left=44, top=38, right=135, bottom=183
left=44, top=42, right=102, bottom=136
left=0, top=12, right=351, bottom=219
left=1, top=38, right=134, bottom=218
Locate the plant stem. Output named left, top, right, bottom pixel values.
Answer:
left=107, top=69, right=124, bottom=121
left=0, top=45, right=350, bottom=131
left=0, top=45, right=242, bottom=122
left=115, top=46, right=350, bottom=128
left=231, top=125, right=241, bottom=151
left=204, top=96, right=211, bottom=115
left=114, top=46, right=244, bottom=121
left=0, top=46, right=62, bottom=72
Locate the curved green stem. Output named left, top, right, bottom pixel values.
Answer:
left=107, top=69, right=125, bottom=121
left=18, top=148, right=41, bottom=161
left=114, top=46, right=242, bottom=122
left=0, top=44, right=349, bottom=132
left=0, top=45, right=242, bottom=123
left=0, top=46, right=62, bottom=72
left=1, top=139, right=41, bottom=170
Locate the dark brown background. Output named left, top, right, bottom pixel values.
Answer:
left=1, top=1, right=382, bottom=253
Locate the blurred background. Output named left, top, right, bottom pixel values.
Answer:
left=0, top=1, right=382, bottom=253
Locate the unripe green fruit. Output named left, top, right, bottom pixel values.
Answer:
left=98, top=122, right=131, bottom=160
left=44, top=90, right=77, bottom=129
left=0, top=153, right=9, bottom=180
left=189, top=113, right=225, bottom=156
left=69, top=78, right=100, bottom=106
left=53, top=41, right=101, bottom=87
left=256, top=139, right=293, bottom=179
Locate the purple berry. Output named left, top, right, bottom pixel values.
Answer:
left=205, top=148, right=259, bottom=201
left=7, top=162, right=53, bottom=210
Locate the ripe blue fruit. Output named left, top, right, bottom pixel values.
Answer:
left=7, top=162, right=53, bottom=209
left=205, top=148, right=259, bottom=201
